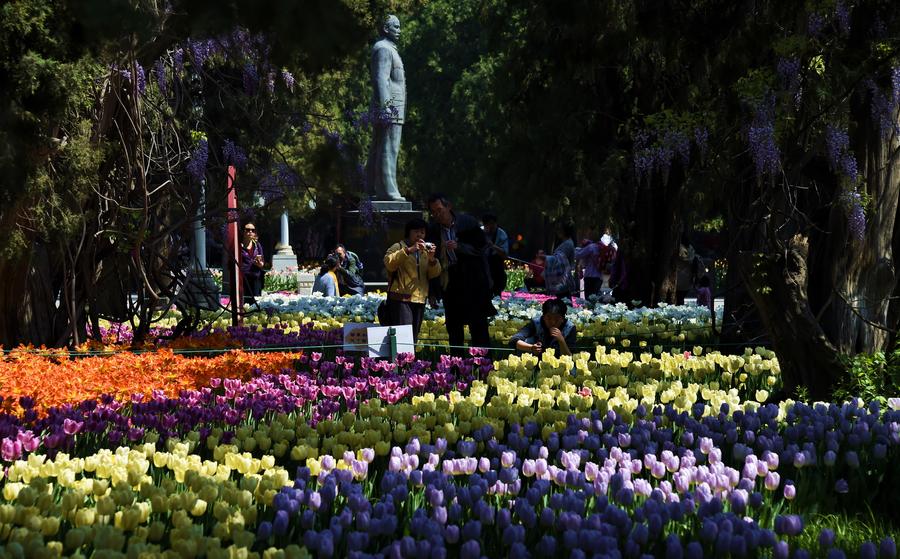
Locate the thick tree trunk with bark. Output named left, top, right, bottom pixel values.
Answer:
left=739, top=235, right=845, bottom=400
left=621, top=164, right=686, bottom=307
left=733, top=102, right=900, bottom=398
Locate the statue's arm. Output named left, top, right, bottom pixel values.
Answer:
left=371, top=46, right=392, bottom=108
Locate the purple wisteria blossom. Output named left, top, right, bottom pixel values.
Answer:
left=186, top=139, right=209, bottom=183
left=748, top=95, right=780, bottom=176
left=154, top=58, right=167, bottom=96
left=222, top=139, right=248, bottom=169
left=825, top=125, right=859, bottom=182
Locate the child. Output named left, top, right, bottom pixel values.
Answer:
left=510, top=297, right=577, bottom=356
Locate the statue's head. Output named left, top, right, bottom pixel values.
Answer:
left=381, top=15, right=401, bottom=42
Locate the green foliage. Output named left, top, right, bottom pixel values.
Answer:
left=734, top=68, right=775, bottom=106
left=834, top=343, right=900, bottom=405
left=505, top=268, right=525, bottom=292
left=265, top=271, right=299, bottom=293
left=795, top=512, right=900, bottom=557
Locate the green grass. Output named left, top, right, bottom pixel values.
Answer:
left=793, top=511, right=899, bottom=555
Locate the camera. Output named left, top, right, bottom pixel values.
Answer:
left=423, top=242, right=436, bottom=251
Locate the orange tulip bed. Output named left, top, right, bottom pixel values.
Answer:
left=0, top=347, right=302, bottom=416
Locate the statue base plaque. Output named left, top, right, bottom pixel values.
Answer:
left=371, top=200, right=413, bottom=212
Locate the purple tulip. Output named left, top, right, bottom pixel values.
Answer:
left=818, top=528, right=835, bottom=548
left=834, top=479, right=849, bottom=494
left=774, top=515, right=804, bottom=537
left=783, top=482, right=796, bottom=500
left=860, top=542, right=877, bottom=559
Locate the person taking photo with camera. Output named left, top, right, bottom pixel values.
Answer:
left=382, top=218, right=442, bottom=341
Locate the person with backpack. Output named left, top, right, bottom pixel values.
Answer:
left=333, top=244, right=365, bottom=296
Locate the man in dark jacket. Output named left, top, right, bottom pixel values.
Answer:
left=426, top=193, right=496, bottom=354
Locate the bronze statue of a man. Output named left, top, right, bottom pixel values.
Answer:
left=366, top=14, right=406, bottom=201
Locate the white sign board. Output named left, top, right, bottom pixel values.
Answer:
left=366, top=325, right=415, bottom=358
left=342, top=323, right=415, bottom=358
left=343, top=323, right=376, bottom=352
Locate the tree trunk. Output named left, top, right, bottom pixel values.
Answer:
left=736, top=100, right=900, bottom=398
left=739, top=235, right=844, bottom=400
left=621, top=163, right=686, bottom=307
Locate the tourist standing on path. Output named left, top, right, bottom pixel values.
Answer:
left=333, top=244, right=365, bottom=296
left=383, top=218, right=442, bottom=341
left=544, top=221, right=577, bottom=298
left=524, top=250, right=546, bottom=292
left=696, top=275, right=717, bottom=333
left=240, top=222, right=266, bottom=304
left=675, top=235, right=701, bottom=305
left=426, top=193, right=496, bottom=354
left=576, top=227, right=618, bottom=299
left=609, top=236, right=629, bottom=302
left=313, top=255, right=341, bottom=296
left=482, top=213, right=509, bottom=297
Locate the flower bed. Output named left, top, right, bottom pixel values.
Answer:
left=0, top=348, right=302, bottom=416
left=100, top=295, right=717, bottom=354
left=0, top=346, right=897, bottom=557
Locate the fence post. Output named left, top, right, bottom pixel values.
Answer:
left=388, top=327, right=397, bottom=361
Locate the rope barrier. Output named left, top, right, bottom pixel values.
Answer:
left=0, top=330, right=767, bottom=359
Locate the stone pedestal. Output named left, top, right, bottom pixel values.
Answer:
left=179, top=183, right=220, bottom=309
left=271, top=210, right=298, bottom=273
left=271, top=250, right=298, bottom=273
left=343, top=202, right=423, bottom=283
left=297, top=272, right=316, bottom=296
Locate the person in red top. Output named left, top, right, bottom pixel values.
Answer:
left=524, top=249, right=546, bottom=292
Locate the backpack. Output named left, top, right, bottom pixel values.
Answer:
left=595, top=242, right=617, bottom=274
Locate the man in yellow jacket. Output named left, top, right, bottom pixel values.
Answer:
left=383, top=217, right=442, bottom=341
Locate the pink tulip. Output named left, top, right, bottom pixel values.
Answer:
left=63, top=419, right=83, bottom=436
left=16, top=431, right=39, bottom=453
left=1, top=438, right=22, bottom=461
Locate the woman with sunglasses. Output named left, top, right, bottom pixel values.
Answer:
left=240, top=222, right=266, bottom=304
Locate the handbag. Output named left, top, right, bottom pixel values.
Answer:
left=378, top=264, right=400, bottom=325
left=377, top=300, right=390, bottom=326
